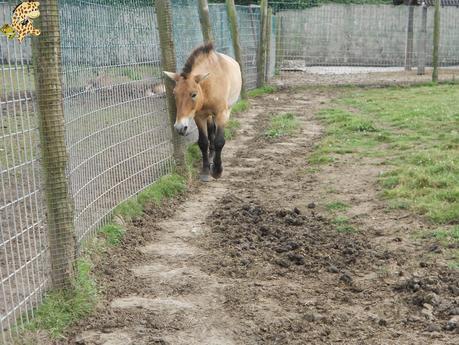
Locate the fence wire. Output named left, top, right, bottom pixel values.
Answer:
left=273, top=3, right=459, bottom=83
left=3, top=1, right=458, bottom=342
left=0, top=1, right=48, bottom=341
left=60, top=0, right=174, bottom=245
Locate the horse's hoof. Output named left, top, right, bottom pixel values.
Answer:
left=210, top=165, right=223, bottom=179
left=200, top=174, right=211, bottom=182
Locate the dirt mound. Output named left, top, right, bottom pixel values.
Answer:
left=201, top=194, right=374, bottom=280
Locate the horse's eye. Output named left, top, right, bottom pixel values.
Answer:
left=191, top=92, right=197, bottom=100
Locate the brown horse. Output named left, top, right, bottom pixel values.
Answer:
left=163, top=43, right=242, bottom=181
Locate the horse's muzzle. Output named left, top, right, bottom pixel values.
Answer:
left=174, top=123, right=188, bottom=136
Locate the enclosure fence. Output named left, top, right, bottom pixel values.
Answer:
left=1, top=0, right=458, bottom=342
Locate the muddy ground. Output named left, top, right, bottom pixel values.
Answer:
left=54, top=85, right=458, bottom=345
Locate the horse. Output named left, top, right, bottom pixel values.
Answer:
left=163, top=42, right=242, bottom=182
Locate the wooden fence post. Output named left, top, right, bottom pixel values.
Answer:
left=32, top=0, right=75, bottom=289
left=417, top=3, right=428, bottom=75
left=265, top=7, right=272, bottom=81
left=198, top=0, right=213, bottom=43
left=256, top=0, right=268, bottom=87
left=405, top=5, right=415, bottom=71
left=226, top=0, right=247, bottom=99
left=155, top=0, right=185, bottom=168
left=432, top=0, right=440, bottom=82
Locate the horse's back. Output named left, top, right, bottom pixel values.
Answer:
left=216, top=52, right=242, bottom=107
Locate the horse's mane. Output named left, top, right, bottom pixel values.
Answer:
left=181, top=42, right=214, bottom=78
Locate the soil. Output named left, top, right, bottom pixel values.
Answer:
left=55, top=85, right=458, bottom=345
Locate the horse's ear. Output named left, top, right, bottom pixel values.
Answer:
left=194, top=72, right=210, bottom=84
left=163, top=71, right=179, bottom=82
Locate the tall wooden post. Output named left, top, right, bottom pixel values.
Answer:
left=417, top=3, right=428, bottom=75
left=155, top=0, right=185, bottom=167
left=265, top=7, right=272, bottom=81
left=405, top=5, right=415, bottom=71
left=256, top=0, right=268, bottom=87
left=198, top=0, right=213, bottom=43
left=32, top=0, right=75, bottom=289
left=432, top=0, right=440, bottom=82
left=226, top=0, right=247, bottom=99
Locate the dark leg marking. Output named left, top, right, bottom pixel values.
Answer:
left=211, top=126, right=225, bottom=179
left=197, top=127, right=210, bottom=182
left=207, top=117, right=216, bottom=162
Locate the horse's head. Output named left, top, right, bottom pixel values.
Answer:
left=163, top=71, right=210, bottom=136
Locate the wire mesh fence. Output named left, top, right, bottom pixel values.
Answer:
left=0, top=0, right=48, bottom=341
left=1, top=0, right=458, bottom=342
left=273, top=2, right=459, bottom=83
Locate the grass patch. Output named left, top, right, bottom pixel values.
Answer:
left=432, top=225, right=459, bottom=243
left=113, top=199, right=143, bottom=222
left=265, top=112, right=299, bottom=138
left=224, top=119, right=241, bottom=140
left=326, top=201, right=349, bottom=212
left=137, top=174, right=186, bottom=207
left=232, top=99, right=249, bottom=114
left=313, top=84, right=459, bottom=225
left=99, top=224, right=125, bottom=245
left=247, top=85, right=277, bottom=98
left=332, top=215, right=356, bottom=233
left=21, top=259, right=97, bottom=338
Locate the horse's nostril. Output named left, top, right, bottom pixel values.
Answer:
left=183, top=126, right=188, bottom=131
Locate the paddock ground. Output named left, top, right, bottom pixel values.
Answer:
left=24, top=78, right=457, bottom=345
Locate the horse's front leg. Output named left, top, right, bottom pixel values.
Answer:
left=210, top=110, right=228, bottom=179
left=207, top=116, right=216, bottom=163
left=195, top=116, right=211, bottom=182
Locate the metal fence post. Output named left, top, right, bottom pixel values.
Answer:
left=417, top=3, right=428, bottom=75
left=32, top=0, right=75, bottom=289
left=226, top=0, right=247, bottom=99
left=154, top=0, right=185, bottom=168
left=198, top=0, right=213, bottom=43
left=256, top=0, right=268, bottom=87
left=405, top=5, right=415, bottom=71
left=275, top=14, right=283, bottom=75
left=432, top=0, right=440, bottom=82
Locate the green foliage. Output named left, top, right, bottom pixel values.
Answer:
left=225, top=119, right=241, bottom=140
left=332, top=215, right=356, bottom=233
left=265, top=112, right=299, bottom=138
left=232, top=99, right=250, bottom=114
left=99, top=224, right=126, bottom=245
left=21, top=260, right=97, bottom=338
left=247, top=85, right=277, bottom=98
left=314, top=84, right=459, bottom=225
left=113, top=199, right=143, bottom=222
left=326, top=201, right=349, bottom=211
left=137, top=174, right=186, bottom=207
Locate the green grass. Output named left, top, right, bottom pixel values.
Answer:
left=21, top=259, right=97, bottom=338
left=224, top=119, right=241, bottom=140
left=312, top=84, right=459, bottom=225
left=247, top=85, right=277, bottom=98
left=99, top=224, right=126, bottom=246
left=432, top=225, right=459, bottom=243
left=232, top=99, right=250, bottom=114
left=265, top=112, right=299, bottom=138
left=137, top=174, right=186, bottom=207
left=326, top=201, right=350, bottom=212
left=332, top=215, right=356, bottom=233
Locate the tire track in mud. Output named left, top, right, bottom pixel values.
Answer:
left=69, top=88, right=458, bottom=345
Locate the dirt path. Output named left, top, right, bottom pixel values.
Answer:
left=67, top=88, right=458, bottom=345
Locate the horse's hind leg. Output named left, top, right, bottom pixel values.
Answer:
left=211, top=110, right=228, bottom=179
left=195, top=116, right=211, bottom=182
left=207, top=116, right=216, bottom=162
